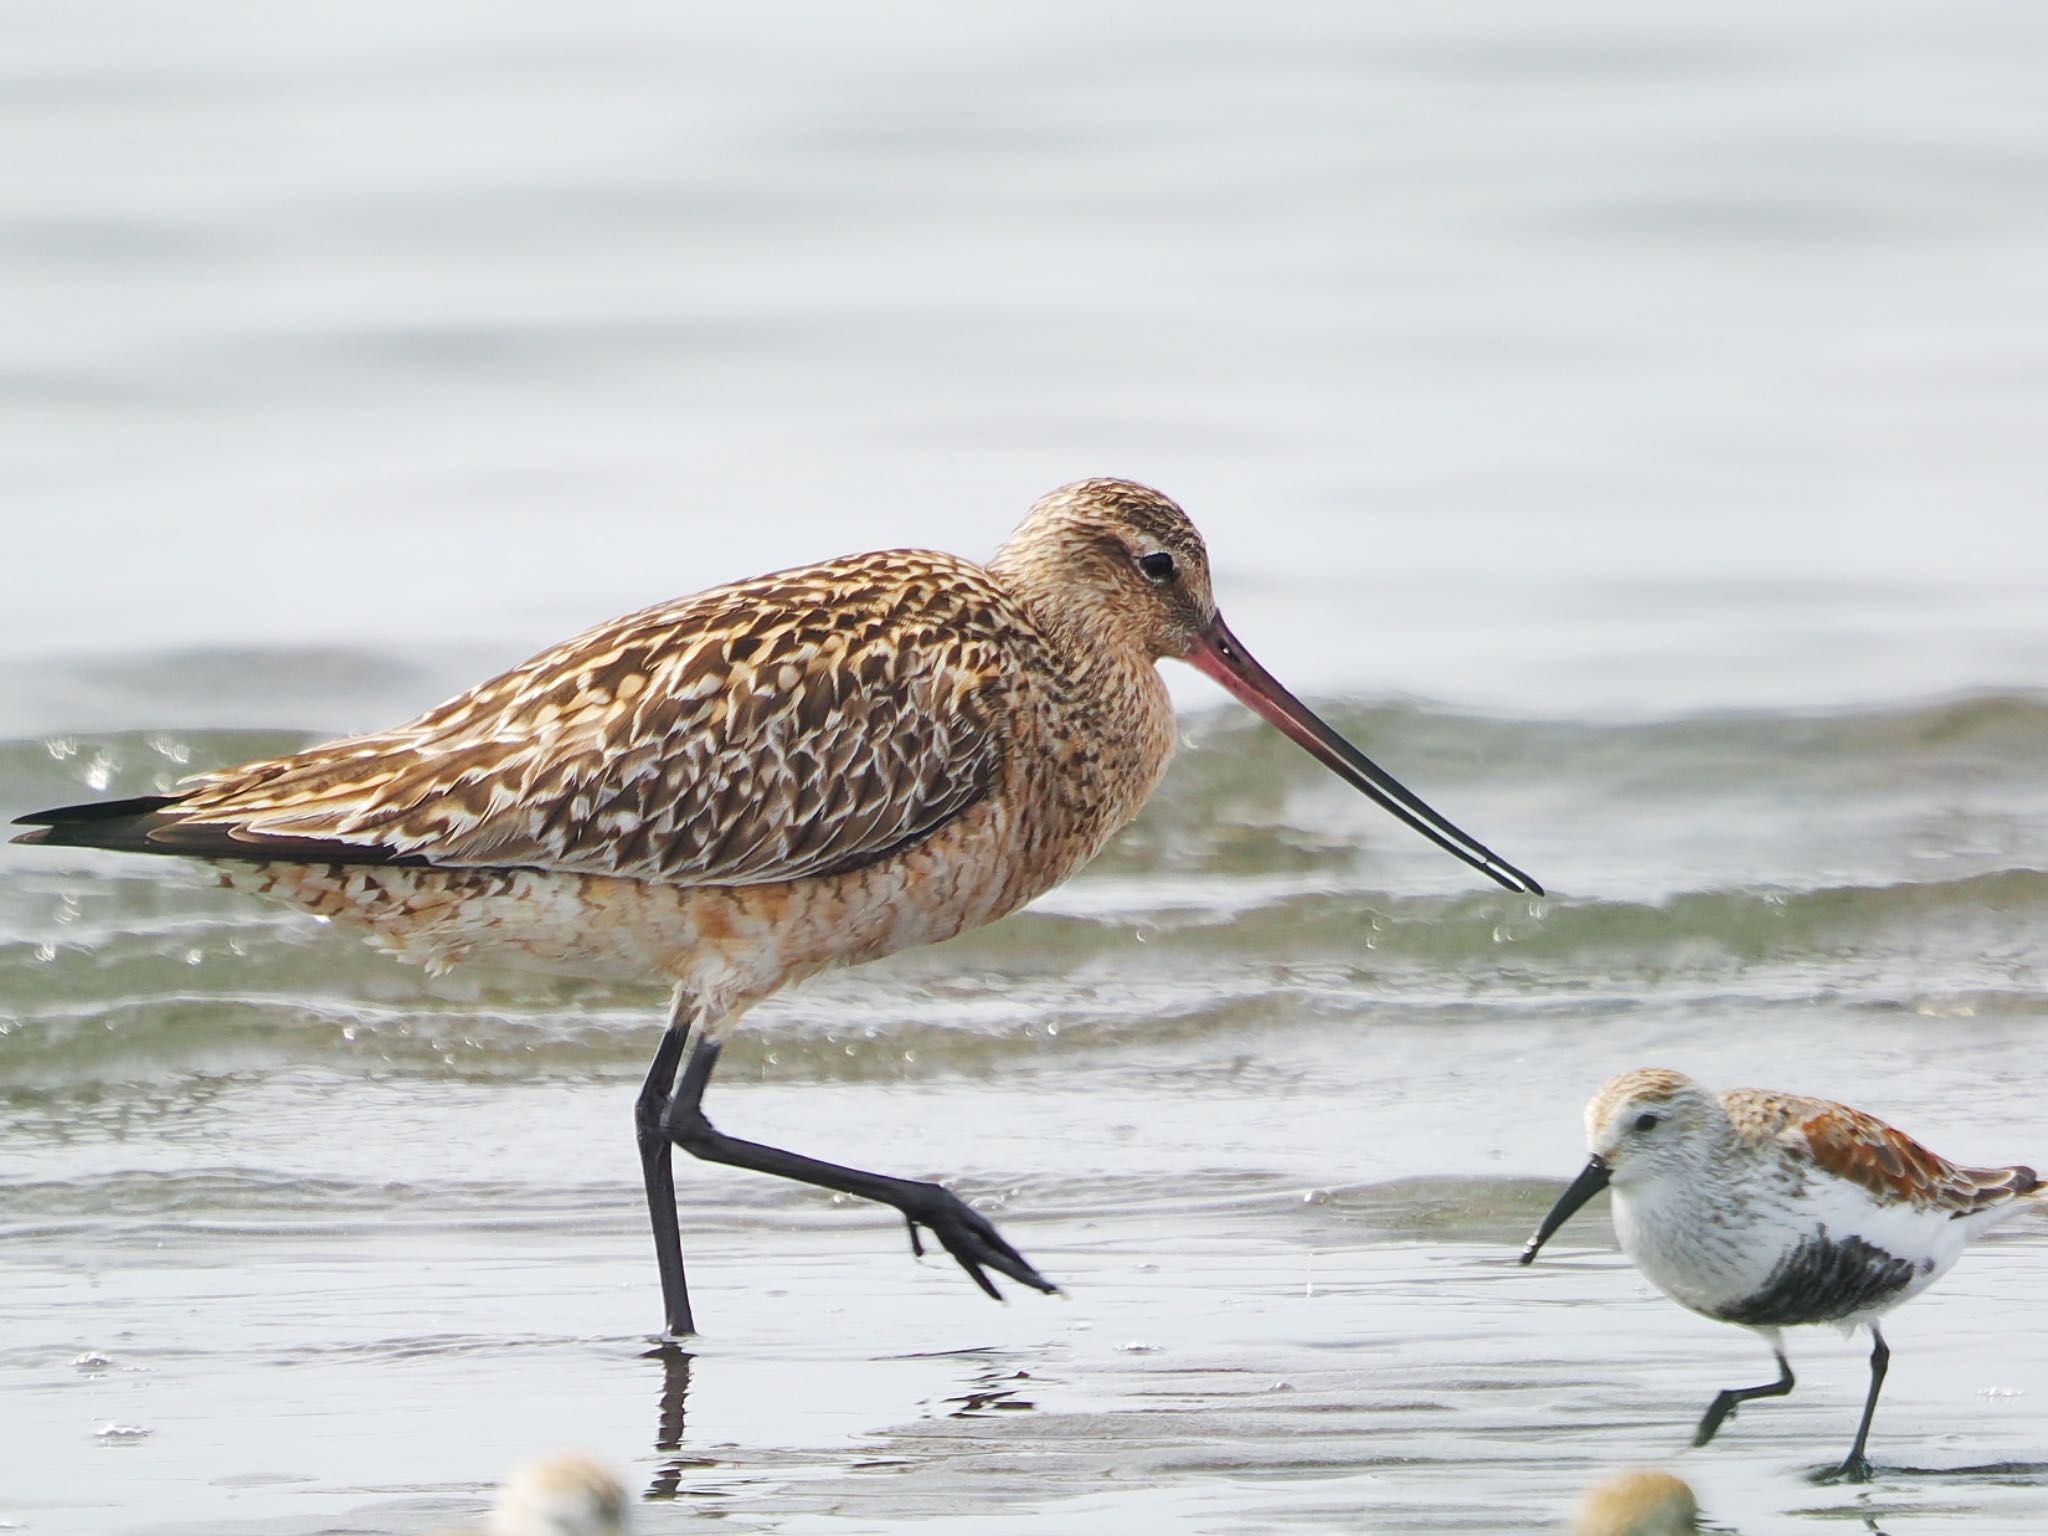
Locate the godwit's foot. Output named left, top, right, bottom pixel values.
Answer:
left=898, top=1187, right=1058, bottom=1301
left=661, top=1037, right=1058, bottom=1303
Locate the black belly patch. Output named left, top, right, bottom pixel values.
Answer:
left=1714, top=1227, right=1919, bottom=1327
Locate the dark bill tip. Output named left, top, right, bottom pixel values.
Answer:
left=1517, top=1155, right=1612, bottom=1264
left=1185, top=614, right=1544, bottom=896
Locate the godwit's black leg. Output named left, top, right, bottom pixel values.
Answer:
left=659, top=1035, right=1056, bottom=1301
left=1824, top=1325, right=1889, bottom=1484
left=635, top=1022, right=694, bottom=1337
left=1693, top=1344, right=1796, bottom=1447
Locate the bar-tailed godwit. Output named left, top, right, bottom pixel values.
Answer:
left=18, top=478, right=1541, bottom=1335
left=1520, top=1067, right=2044, bottom=1481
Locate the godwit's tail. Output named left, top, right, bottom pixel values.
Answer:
left=11, top=795, right=424, bottom=866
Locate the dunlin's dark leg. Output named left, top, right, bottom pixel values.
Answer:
left=635, top=1024, right=694, bottom=1337
left=1694, top=1346, right=1796, bottom=1448
left=659, top=1036, right=1055, bottom=1301
left=1825, top=1325, right=1890, bottom=1483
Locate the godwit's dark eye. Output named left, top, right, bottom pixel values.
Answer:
left=1633, top=1112, right=1661, bottom=1133
left=1137, top=551, right=1177, bottom=583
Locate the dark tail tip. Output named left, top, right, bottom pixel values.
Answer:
left=14, top=794, right=182, bottom=828
left=10, top=795, right=185, bottom=852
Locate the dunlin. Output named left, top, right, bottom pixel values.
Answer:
left=18, top=478, right=1541, bottom=1336
left=1520, top=1068, right=2043, bottom=1480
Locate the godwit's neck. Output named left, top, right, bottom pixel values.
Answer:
left=983, top=534, right=1179, bottom=847
left=984, top=549, right=1157, bottom=685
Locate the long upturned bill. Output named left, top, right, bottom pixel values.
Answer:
left=1187, top=614, right=1543, bottom=896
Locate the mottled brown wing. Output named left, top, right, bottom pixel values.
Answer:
left=153, top=550, right=1018, bottom=886
left=1733, top=1090, right=2039, bottom=1216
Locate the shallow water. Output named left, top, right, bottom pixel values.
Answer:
left=6, top=697, right=2047, bottom=1534
left=6, top=3, right=2048, bottom=1533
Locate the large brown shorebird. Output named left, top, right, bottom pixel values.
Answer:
left=17, top=478, right=1540, bottom=1336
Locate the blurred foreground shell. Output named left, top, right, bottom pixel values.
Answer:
left=1573, top=1467, right=1699, bottom=1536
left=435, top=1452, right=628, bottom=1536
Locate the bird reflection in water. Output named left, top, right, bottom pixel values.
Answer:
left=638, top=1342, right=713, bottom=1503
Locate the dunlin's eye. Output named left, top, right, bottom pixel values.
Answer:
left=1633, top=1112, right=1661, bottom=1133
left=1137, top=551, right=1177, bottom=583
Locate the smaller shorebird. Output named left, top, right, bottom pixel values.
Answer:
left=1520, top=1068, right=2044, bottom=1482
left=15, top=479, right=1541, bottom=1337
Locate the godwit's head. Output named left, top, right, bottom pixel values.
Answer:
left=995, top=478, right=1543, bottom=897
left=992, top=478, right=1220, bottom=662
left=1520, top=1069, right=1722, bottom=1264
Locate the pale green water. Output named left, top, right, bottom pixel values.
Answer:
left=5, top=693, right=2048, bottom=1533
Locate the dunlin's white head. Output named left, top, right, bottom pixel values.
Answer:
left=1583, top=1068, right=1725, bottom=1191
left=1519, top=1068, right=1721, bottom=1261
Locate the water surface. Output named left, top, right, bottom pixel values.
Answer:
left=5, top=3, right=2048, bottom=1532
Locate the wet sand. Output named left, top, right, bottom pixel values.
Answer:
left=8, top=1037, right=2046, bottom=1535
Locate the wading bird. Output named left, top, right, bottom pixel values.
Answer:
left=1521, top=1068, right=2043, bottom=1481
left=18, top=479, right=1540, bottom=1336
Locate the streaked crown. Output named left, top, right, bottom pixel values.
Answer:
left=988, top=479, right=1218, bottom=662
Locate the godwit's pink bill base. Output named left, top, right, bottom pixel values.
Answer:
left=1187, top=615, right=1543, bottom=897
